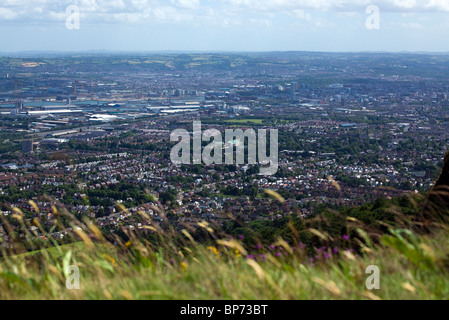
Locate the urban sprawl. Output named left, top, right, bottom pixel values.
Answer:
left=0, top=52, right=448, bottom=245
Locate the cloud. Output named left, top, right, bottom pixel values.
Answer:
left=0, top=0, right=448, bottom=28
left=0, top=0, right=208, bottom=24
left=425, top=0, right=449, bottom=11
left=0, top=7, right=17, bottom=19
left=219, top=0, right=449, bottom=13
left=400, top=22, right=425, bottom=28
left=291, top=9, right=312, bottom=21
left=170, top=0, right=200, bottom=10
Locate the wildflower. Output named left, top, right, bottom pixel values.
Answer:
left=207, top=246, right=219, bottom=257
left=323, top=252, right=331, bottom=259
left=102, top=254, right=116, bottom=265
left=332, top=248, right=339, bottom=254
left=269, top=245, right=275, bottom=250
left=180, top=261, right=188, bottom=271
left=343, top=235, right=349, bottom=241
left=248, top=254, right=255, bottom=260
left=275, top=252, right=281, bottom=257
left=235, top=250, right=242, bottom=258
left=256, top=244, right=262, bottom=250
left=125, top=241, right=132, bottom=247
left=238, top=235, right=244, bottom=240
left=298, top=242, right=305, bottom=249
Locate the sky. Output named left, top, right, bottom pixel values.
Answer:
left=0, top=0, right=449, bottom=53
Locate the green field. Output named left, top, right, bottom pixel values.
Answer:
left=224, top=119, right=265, bottom=125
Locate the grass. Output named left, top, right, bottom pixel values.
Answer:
left=13, top=241, right=85, bottom=259
left=1, top=188, right=449, bottom=300
left=1, top=217, right=449, bottom=299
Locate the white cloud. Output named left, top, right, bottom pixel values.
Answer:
left=0, top=0, right=208, bottom=23
left=219, top=0, right=449, bottom=13
left=0, top=0, right=448, bottom=27
left=398, top=22, right=425, bottom=28
left=170, top=0, right=200, bottom=10
left=426, top=0, right=449, bottom=11
left=291, top=9, right=312, bottom=21
left=394, top=0, right=417, bottom=9
left=0, top=7, right=17, bottom=19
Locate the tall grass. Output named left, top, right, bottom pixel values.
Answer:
left=0, top=187, right=448, bottom=300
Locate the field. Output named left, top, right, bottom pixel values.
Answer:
left=223, top=119, right=265, bottom=125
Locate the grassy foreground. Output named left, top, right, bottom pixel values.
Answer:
left=1, top=219, right=449, bottom=300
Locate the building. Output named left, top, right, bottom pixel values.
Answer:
left=21, top=140, right=34, bottom=153
left=10, top=101, right=24, bottom=116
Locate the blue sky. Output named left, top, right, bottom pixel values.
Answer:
left=0, top=0, right=449, bottom=52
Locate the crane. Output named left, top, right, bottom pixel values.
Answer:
left=74, top=80, right=86, bottom=96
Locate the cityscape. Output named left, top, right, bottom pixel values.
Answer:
left=1, top=52, right=448, bottom=242
left=1, top=0, right=449, bottom=304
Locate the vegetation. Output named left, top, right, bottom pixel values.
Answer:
left=0, top=200, right=449, bottom=300
left=0, top=169, right=448, bottom=300
left=2, top=227, right=449, bottom=300
left=0, top=151, right=448, bottom=300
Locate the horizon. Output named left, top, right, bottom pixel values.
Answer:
left=2, top=49, right=449, bottom=56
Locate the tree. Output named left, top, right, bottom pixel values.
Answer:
left=159, top=190, right=177, bottom=205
